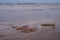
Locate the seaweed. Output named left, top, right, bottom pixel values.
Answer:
left=41, top=24, right=55, bottom=26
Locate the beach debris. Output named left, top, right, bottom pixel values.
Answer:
left=11, top=18, right=56, bottom=33
left=39, top=19, right=56, bottom=31
left=16, top=25, right=36, bottom=33
left=11, top=25, right=17, bottom=29
left=41, top=24, right=55, bottom=26
left=40, top=23, right=55, bottom=30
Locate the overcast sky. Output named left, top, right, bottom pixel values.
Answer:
left=0, top=0, right=60, bottom=3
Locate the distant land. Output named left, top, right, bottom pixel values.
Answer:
left=0, top=3, right=60, bottom=5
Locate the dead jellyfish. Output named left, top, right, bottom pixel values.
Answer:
left=16, top=25, right=36, bottom=33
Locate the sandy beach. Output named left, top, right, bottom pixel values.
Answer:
left=0, top=4, right=60, bottom=40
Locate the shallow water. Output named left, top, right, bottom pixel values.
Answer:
left=0, top=4, right=60, bottom=40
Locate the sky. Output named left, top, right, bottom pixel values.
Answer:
left=0, top=0, right=60, bottom=3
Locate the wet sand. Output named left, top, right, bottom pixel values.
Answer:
left=0, top=4, right=60, bottom=40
